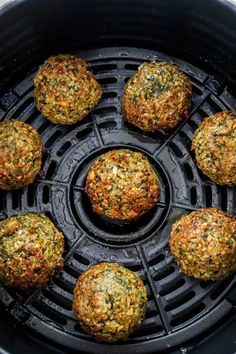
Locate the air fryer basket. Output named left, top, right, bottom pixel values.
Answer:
left=0, top=1, right=236, bottom=354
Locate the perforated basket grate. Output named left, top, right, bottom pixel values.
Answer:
left=0, top=47, right=235, bottom=354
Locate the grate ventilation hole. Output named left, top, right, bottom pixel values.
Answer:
left=178, top=131, right=192, bottom=148
left=148, top=254, right=165, bottom=266
left=64, top=265, right=81, bottom=279
left=170, top=303, right=206, bottom=327
left=98, top=77, right=117, bottom=85
left=13, top=97, right=34, bottom=118
left=102, top=91, right=117, bottom=99
left=124, top=63, right=139, bottom=70
left=153, top=266, right=175, bottom=281
left=210, top=276, right=234, bottom=300
left=169, top=142, right=184, bottom=158
left=0, top=190, right=5, bottom=211
left=37, top=120, right=51, bottom=134
left=32, top=300, right=67, bottom=326
left=45, top=161, right=57, bottom=179
left=93, top=106, right=117, bottom=117
left=42, top=185, right=50, bottom=204
left=190, top=186, right=197, bottom=205
left=205, top=185, right=213, bottom=207
left=183, top=163, right=194, bottom=181
left=11, top=190, right=21, bottom=210
left=90, top=63, right=117, bottom=74
left=159, top=278, right=186, bottom=296
left=45, top=130, right=62, bottom=148
left=165, top=291, right=196, bottom=311
left=57, top=141, right=72, bottom=157
left=42, top=289, right=72, bottom=311
left=220, top=186, right=228, bottom=212
left=75, top=127, right=93, bottom=141
left=27, top=184, right=36, bottom=207
left=53, top=277, right=75, bottom=294
left=98, top=121, right=117, bottom=129
left=73, top=253, right=90, bottom=266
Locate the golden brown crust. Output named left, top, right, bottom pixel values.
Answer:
left=192, top=111, right=236, bottom=185
left=0, top=120, right=43, bottom=190
left=122, top=61, right=192, bottom=132
left=34, top=54, right=102, bottom=125
left=85, top=149, right=159, bottom=220
left=73, top=262, right=147, bottom=342
left=169, top=208, right=236, bottom=280
left=0, top=213, right=64, bottom=289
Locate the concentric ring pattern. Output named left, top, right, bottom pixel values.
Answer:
left=0, top=47, right=235, bottom=353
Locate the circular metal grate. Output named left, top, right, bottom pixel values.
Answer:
left=0, top=47, right=235, bottom=353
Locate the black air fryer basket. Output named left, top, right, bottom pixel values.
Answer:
left=0, top=1, right=236, bottom=353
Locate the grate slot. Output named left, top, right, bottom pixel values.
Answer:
left=200, top=280, right=213, bottom=289
left=75, top=127, right=93, bottom=141
left=42, top=185, right=50, bottom=204
left=64, top=264, right=82, bottom=279
left=53, top=277, right=75, bottom=294
left=0, top=190, right=5, bottom=211
left=170, top=303, right=206, bottom=327
left=169, top=141, right=184, bottom=158
left=12, top=96, right=34, bottom=118
left=97, top=77, right=117, bottom=85
left=210, top=277, right=234, bottom=300
left=178, top=131, right=192, bottom=149
left=73, top=253, right=90, bottom=266
left=124, top=63, right=140, bottom=70
left=148, top=254, right=165, bottom=266
left=98, top=120, right=117, bottom=129
left=45, top=130, right=62, bottom=148
left=93, top=106, right=117, bottom=117
left=37, top=120, right=51, bottom=134
left=90, top=63, right=117, bottom=74
left=57, top=141, right=72, bottom=157
left=32, top=300, right=67, bottom=326
left=190, top=186, right=197, bottom=205
left=102, top=91, right=117, bottom=99
left=183, top=163, right=194, bottom=181
left=220, top=185, right=228, bottom=212
left=153, top=266, right=176, bottom=282
left=11, top=190, right=21, bottom=210
left=45, top=161, right=57, bottom=179
left=165, top=291, right=195, bottom=311
left=42, top=289, right=72, bottom=311
left=205, top=184, right=213, bottom=207
left=159, top=278, right=186, bottom=297
left=27, top=184, right=36, bottom=207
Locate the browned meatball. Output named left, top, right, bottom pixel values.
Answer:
left=73, top=262, right=147, bottom=342
left=169, top=208, right=236, bottom=280
left=0, top=120, right=43, bottom=190
left=122, top=61, right=192, bottom=132
left=192, top=111, right=236, bottom=185
left=34, top=54, right=102, bottom=124
left=0, top=213, right=64, bottom=289
left=85, top=149, right=159, bottom=220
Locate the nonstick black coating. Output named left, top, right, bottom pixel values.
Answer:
left=0, top=47, right=235, bottom=354
left=0, top=0, right=236, bottom=353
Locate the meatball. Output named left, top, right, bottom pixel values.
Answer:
left=85, top=149, right=159, bottom=220
left=192, top=111, right=236, bottom=185
left=169, top=208, right=236, bottom=280
left=73, top=262, right=147, bottom=342
left=0, top=120, right=43, bottom=190
left=34, top=54, right=102, bottom=125
left=122, top=61, right=192, bottom=132
left=0, top=213, right=64, bottom=289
